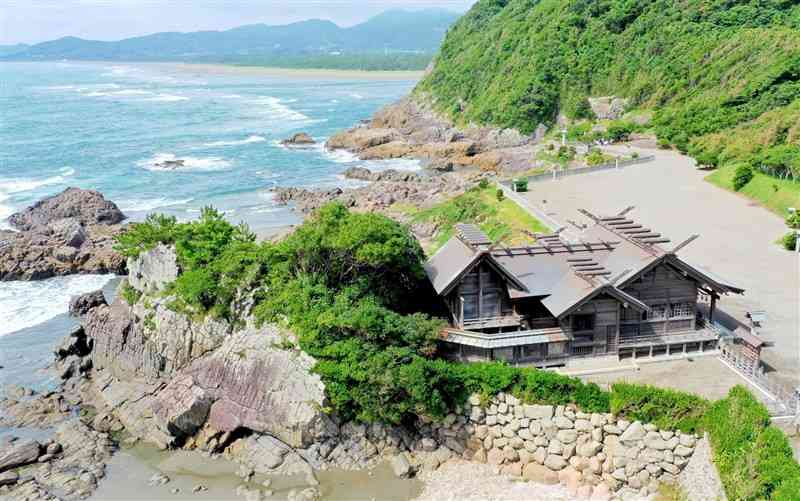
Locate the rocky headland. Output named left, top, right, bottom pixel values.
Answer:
left=326, top=97, right=546, bottom=173
left=0, top=242, right=722, bottom=501
left=0, top=188, right=127, bottom=281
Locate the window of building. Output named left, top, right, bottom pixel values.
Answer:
left=461, top=295, right=477, bottom=321
left=547, top=342, right=567, bottom=356
left=670, top=302, right=694, bottom=318
left=649, top=304, right=668, bottom=320
left=572, top=314, right=595, bottom=331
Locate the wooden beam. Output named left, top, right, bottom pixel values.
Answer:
left=621, top=228, right=652, bottom=234
left=632, top=233, right=662, bottom=239
left=639, top=238, right=672, bottom=245
left=670, top=234, right=699, bottom=254
left=618, top=206, right=636, bottom=216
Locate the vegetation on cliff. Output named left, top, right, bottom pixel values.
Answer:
left=417, top=0, right=800, bottom=183
left=116, top=204, right=800, bottom=499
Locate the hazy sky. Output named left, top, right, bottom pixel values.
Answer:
left=0, top=0, right=477, bottom=45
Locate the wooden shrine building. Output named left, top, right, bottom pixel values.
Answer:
left=423, top=211, right=745, bottom=366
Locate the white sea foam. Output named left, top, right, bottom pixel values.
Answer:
left=145, top=94, right=189, bottom=102
left=203, top=135, right=266, bottom=148
left=111, top=89, right=152, bottom=96
left=138, top=153, right=232, bottom=172
left=349, top=93, right=365, bottom=100
left=0, top=274, right=115, bottom=336
left=219, top=94, right=243, bottom=99
left=323, top=148, right=359, bottom=164
left=116, top=197, right=194, bottom=213
left=256, top=96, right=310, bottom=121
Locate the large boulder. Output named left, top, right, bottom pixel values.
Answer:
left=0, top=439, right=41, bottom=472
left=0, top=189, right=126, bottom=281
left=8, top=188, right=124, bottom=231
left=69, top=290, right=107, bottom=317
left=127, top=244, right=179, bottom=293
left=282, top=132, right=316, bottom=146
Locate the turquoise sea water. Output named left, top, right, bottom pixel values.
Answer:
left=0, top=62, right=418, bottom=390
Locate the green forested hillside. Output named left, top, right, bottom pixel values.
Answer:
left=417, top=0, right=800, bottom=173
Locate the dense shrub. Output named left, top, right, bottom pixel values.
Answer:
left=733, top=164, right=755, bottom=191
left=703, top=386, right=800, bottom=501
left=781, top=231, right=798, bottom=251
left=610, top=383, right=710, bottom=433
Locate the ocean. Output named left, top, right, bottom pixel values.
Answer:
left=0, top=61, right=419, bottom=390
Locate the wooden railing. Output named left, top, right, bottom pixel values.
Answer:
left=462, top=314, right=522, bottom=330
left=720, top=345, right=799, bottom=417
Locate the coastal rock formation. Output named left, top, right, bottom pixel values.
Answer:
left=325, top=97, right=540, bottom=172
left=152, top=325, right=330, bottom=448
left=0, top=188, right=127, bottom=281
left=126, top=243, right=179, bottom=293
left=281, top=132, right=316, bottom=146
left=1, top=243, right=708, bottom=500
left=273, top=168, right=476, bottom=215
left=0, top=420, right=114, bottom=501
left=8, top=188, right=124, bottom=230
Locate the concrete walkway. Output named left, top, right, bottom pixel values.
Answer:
left=517, top=145, right=799, bottom=385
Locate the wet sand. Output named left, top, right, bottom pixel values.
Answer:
left=92, top=443, right=422, bottom=501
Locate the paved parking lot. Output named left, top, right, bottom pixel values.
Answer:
left=518, top=146, right=799, bottom=385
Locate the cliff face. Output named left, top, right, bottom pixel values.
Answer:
left=80, top=247, right=332, bottom=450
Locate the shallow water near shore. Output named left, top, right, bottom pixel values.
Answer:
left=92, top=442, right=422, bottom=501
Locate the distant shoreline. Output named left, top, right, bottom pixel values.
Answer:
left=1, top=60, right=425, bottom=81
left=167, top=62, right=426, bottom=80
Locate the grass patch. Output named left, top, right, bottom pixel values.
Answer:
left=706, top=163, right=800, bottom=217
left=409, top=184, right=550, bottom=253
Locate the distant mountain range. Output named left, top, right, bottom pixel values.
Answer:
left=2, top=9, right=459, bottom=62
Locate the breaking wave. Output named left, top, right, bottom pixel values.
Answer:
left=138, top=153, right=232, bottom=172
left=203, top=135, right=266, bottom=148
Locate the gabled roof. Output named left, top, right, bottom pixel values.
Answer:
left=424, top=212, right=744, bottom=319
left=423, top=230, right=526, bottom=296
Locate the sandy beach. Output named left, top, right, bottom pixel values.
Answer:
left=46, top=61, right=426, bottom=81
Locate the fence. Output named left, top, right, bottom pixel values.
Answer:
left=505, top=154, right=656, bottom=187
left=719, top=344, right=799, bottom=417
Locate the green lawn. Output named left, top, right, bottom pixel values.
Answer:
left=403, top=185, right=550, bottom=254
left=706, top=164, right=800, bottom=217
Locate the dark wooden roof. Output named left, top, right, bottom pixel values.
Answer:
left=424, top=210, right=745, bottom=319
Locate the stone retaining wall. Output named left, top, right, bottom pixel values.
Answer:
left=416, top=392, right=697, bottom=499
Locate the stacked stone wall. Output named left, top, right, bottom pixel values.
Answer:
left=414, top=392, right=697, bottom=499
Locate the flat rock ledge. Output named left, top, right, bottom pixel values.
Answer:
left=0, top=188, right=126, bottom=281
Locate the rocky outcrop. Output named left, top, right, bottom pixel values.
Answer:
left=69, top=290, right=107, bottom=317
left=152, top=325, right=330, bottom=448
left=126, top=244, right=179, bottom=293
left=0, top=188, right=126, bottom=281
left=281, top=132, right=316, bottom=146
left=8, top=188, right=124, bottom=230
left=273, top=169, right=476, bottom=215
left=0, top=420, right=114, bottom=501
left=0, top=439, right=41, bottom=473
left=588, top=96, right=629, bottom=120
left=325, top=97, right=540, bottom=173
